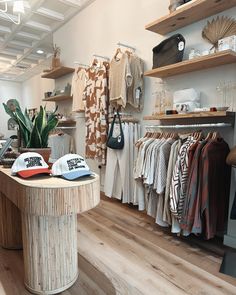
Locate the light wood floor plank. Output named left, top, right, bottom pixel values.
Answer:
left=0, top=197, right=236, bottom=295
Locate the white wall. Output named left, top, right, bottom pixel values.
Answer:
left=22, top=73, right=55, bottom=111
left=0, top=80, right=22, bottom=137
left=54, top=0, right=236, bottom=247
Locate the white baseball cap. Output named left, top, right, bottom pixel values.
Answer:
left=11, top=152, right=51, bottom=178
left=51, top=154, right=91, bottom=180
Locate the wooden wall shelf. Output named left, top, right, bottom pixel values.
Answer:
left=145, top=0, right=236, bottom=35
left=43, top=95, right=72, bottom=102
left=58, top=120, right=76, bottom=126
left=144, top=50, right=236, bottom=78
left=144, top=111, right=235, bottom=121
left=41, top=66, right=74, bottom=79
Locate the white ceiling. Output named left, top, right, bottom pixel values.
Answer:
left=0, top=0, right=94, bottom=82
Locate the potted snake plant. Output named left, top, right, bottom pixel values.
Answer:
left=3, top=99, right=58, bottom=163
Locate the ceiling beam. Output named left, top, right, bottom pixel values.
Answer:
left=10, top=40, right=33, bottom=48
left=59, top=0, right=82, bottom=8
left=35, top=7, right=65, bottom=21
left=24, top=20, right=52, bottom=32
left=17, top=31, right=41, bottom=41
left=0, top=25, right=11, bottom=33
left=0, top=12, right=19, bottom=23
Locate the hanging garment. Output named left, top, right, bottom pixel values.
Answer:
left=84, top=62, right=109, bottom=165
left=169, top=136, right=196, bottom=218
left=48, top=133, right=75, bottom=163
left=163, top=139, right=181, bottom=225
left=104, top=122, right=140, bottom=203
left=127, top=55, right=144, bottom=111
left=192, top=139, right=230, bottom=239
left=109, top=52, right=132, bottom=108
left=71, top=67, right=87, bottom=112
left=133, top=132, right=230, bottom=240
left=180, top=140, right=208, bottom=233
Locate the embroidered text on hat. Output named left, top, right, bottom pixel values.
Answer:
left=11, top=152, right=51, bottom=178
left=52, top=154, right=91, bottom=180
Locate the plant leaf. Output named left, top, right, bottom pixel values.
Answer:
left=41, top=117, right=58, bottom=147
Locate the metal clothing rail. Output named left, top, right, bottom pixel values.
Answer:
left=93, top=54, right=110, bottom=61
left=55, top=127, right=76, bottom=130
left=117, top=42, right=136, bottom=51
left=74, top=62, right=89, bottom=67
left=145, top=123, right=233, bottom=129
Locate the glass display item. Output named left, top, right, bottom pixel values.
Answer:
left=152, top=81, right=173, bottom=115
left=216, top=81, right=236, bottom=111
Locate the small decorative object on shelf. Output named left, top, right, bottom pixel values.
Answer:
left=202, top=16, right=236, bottom=51
left=219, top=35, right=236, bottom=52
left=169, top=0, right=184, bottom=13
left=52, top=43, right=61, bottom=69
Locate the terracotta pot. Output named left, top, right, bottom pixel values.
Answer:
left=51, top=57, right=60, bottom=69
left=19, top=147, right=51, bottom=164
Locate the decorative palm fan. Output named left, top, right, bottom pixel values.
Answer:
left=202, top=16, right=236, bottom=49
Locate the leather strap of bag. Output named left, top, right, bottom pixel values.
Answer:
left=108, top=111, right=124, bottom=139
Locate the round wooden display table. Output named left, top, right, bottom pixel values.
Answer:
left=0, top=168, right=100, bottom=295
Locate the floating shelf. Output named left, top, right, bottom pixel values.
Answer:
left=144, top=111, right=234, bottom=120
left=144, top=50, right=236, bottom=78
left=58, top=120, right=76, bottom=126
left=143, top=111, right=235, bottom=128
left=43, top=95, right=72, bottom=102
left=41, top=66, right=74, bottom=79
left=145, top=0, right=236, bottom=35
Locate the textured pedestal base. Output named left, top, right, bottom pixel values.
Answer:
left=0, top=192, right=22, bottom=249
left=0, top=169, right=100, bottom=294
left=22, top=213, right=78, bottom=295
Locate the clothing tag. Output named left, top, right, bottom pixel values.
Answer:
left=178, top=41, right=184, bottom=51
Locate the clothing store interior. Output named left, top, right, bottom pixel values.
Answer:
left=1, top=0, right=236, bottom=294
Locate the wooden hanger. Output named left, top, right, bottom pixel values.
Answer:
left=125, top=49, right=132, bottom=57
left=114, top=47, right=122, bottom=60
left=91, top=58, right=99, bottom=67
left=205, top=132, right=213, bottom=141
left=212, top=131, right=221, bottom=140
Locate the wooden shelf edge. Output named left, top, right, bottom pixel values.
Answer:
left=43, top=95, right=72, bottom=102
left=58, top=120, right=76, bottom=126
left=144, top=50, right=236, bottom=78
left=145, top=0, right=236, bottom=35
left=41, top=66, right=74, bottom=79
left=143, top=111, right=235, bottom=121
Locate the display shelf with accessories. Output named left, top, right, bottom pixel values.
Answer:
left=145, top=0, right=236, bottom=35
left=143, top=111, right=235, bottom=126
left=41, top=66, right=74, bottom=79
left=144, top=50, right=236, bottom=78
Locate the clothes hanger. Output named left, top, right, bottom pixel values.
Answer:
left=212, top=131, right=221, bottom=140
left=205, top=132, right=213, bottom=141
left=114, top=47, right=122, bottom=60
left=125, top=48, right=132, bottom=57
left=91, top=57, right=99, bottom=67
